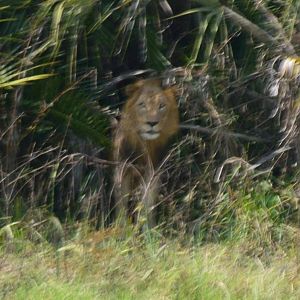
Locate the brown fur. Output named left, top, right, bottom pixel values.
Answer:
left=113, top=79, right=179, bottom=228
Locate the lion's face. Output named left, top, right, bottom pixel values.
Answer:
left=134, top=84, right=170, bottom=140
left=124, top=80, right=178, bottom=141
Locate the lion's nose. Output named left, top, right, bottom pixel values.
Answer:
left=147, top=121, right=158, bottom=127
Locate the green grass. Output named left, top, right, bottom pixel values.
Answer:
left=1, top=226, right=300, bottom=300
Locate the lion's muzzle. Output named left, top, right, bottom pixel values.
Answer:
left=140, top=122, right=161, bottom=140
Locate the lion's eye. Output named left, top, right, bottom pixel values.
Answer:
left=159, top=103, right=166, bottom=111
left=138, top=102, right=146, bottom=110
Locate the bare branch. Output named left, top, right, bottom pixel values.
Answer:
left=180, top=124, right=270, bottom=143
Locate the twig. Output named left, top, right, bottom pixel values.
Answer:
left=180, top=124, right=270, bottom=143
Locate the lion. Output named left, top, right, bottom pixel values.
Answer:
left=113, top=79, right=179, bottom=229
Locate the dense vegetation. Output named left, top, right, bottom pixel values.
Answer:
left=1, top=1, right=300, bottom=298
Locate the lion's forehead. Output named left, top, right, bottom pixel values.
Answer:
left=141, top=84, right=162, bottom=93
left=137, top=87, right=167, bottom=104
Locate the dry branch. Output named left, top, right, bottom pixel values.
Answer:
left=180, top=124, right=270, bottom=143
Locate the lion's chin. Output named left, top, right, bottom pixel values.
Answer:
left=140, top=132, right=160, bottom=140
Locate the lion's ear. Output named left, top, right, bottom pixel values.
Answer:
left=125, top=80, right=145, bottom=96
